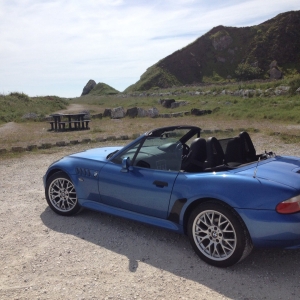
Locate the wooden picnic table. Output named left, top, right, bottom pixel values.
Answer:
left=49, top=113, right=91, bottom=131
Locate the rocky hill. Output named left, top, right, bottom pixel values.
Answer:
left=126, top=10, right=300, bottom=92
left=81, top=80, right=119, bottom=96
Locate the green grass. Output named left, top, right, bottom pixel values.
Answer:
left=0, top=92, right=68, bottom=124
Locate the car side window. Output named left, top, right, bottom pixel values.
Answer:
left=111, top=132, right=185, bottom=171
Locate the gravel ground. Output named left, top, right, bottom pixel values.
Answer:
left=1, top=138, right=300, bottom=300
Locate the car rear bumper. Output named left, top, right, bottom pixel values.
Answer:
left=235, top=208, right=300, bottom=248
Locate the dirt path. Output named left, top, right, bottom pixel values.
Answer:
left=53, top=103, right=88, bottom=114
left=0, top=144, right=300, bottom=299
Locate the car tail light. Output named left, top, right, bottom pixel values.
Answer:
left=276, top=195, right=300, bottom=214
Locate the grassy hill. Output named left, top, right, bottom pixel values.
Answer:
left=0, top=92, right=68, bottom=123
left=88, top=82, right=119, bottom=96
left=126, top=10, right=300, bottom=92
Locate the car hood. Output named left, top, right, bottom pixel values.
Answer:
left=236, top=156, right=300, bottom=189
left=69, top=146, right=122, bottom=161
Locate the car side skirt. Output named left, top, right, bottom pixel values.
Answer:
left=78, top=199, right=184, bottom=233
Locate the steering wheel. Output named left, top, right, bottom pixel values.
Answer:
left=182, top=143, right=190, bottom=157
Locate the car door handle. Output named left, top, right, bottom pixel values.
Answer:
left=153, top=180, right=168, bottom=188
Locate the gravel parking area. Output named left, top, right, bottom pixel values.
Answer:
left=1, top=140, right=300, bottom=300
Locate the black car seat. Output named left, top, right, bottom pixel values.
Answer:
left=225, top=137, right=244, bottom=165
left=205, top=137, right=225, bottom=168
left=239, top=131, right=256, bottom=162
left=181, top=138, right=207, bottom=172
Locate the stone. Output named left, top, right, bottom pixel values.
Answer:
left=81, top=138, right=91, bottom=143
left=269, top=60, right=278, bottom=68
left=70, top=140, right=79, bottom=144
left=269, top=67, right=282, bottom=79
left=92, top=113, right=102, bottom=119
left=161, top=99, right=175, bottom=108
left=103, top=109, right=112, bottom=118
left=137, top=108, right=147, bottom=117
left=111, top=107, right=125, bottom=119
left=126, top=107, right=138, bottom=118
left=191, top=109, right=212, bottom=116
left=170, top=101, right=188, bottom=109
left=27, top=145, right=38, bottom=151
left=296, top=87, right=300, bottom=93
left=56, top=141, right=67, bottom=147
left=147, top=107, right=159, bottom=118
left=81, top=79, right=96, bottom=96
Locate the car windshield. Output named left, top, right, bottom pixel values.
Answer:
left=111, top=127, right=199, bottom=171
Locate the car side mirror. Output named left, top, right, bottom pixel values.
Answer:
left=121, top=157, right=132, bottom=172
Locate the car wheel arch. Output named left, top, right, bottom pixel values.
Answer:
left=46, top=168, right=66, bottom=182
left=182, top=198, right=250, bottom=238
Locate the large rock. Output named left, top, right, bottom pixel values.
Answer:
left=147, top=107, right=159, bottom=118
left=103, top=108, right=112, bottom=118
left=111, top=107, right=125, bottom=119
left=269, top=67, right=282, bottom=79
left=126, top=107, right=138, bottom=118
left=161, top=99, right=175, bottom=108
left=137, top=108, right=147, bottom=117
left=268, top=61, right=282, bottom=79
left=81, top=79, right=96, bottom=96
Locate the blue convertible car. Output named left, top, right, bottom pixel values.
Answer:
left=43, top=125, right=300, bottom=267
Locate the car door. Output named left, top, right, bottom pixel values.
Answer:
left=98, top=136, right=183, bottom=219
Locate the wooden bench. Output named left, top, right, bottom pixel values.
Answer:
left=49, top=121, right=55, bottom=131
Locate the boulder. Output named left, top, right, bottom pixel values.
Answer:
left=81, top=79, right=96, bottom=96
left=161, top=99, right=175, bottom=108
left=147, top=107, right=159, bottom=118
left=111, top=107, right=125, bottom=119
left=126, top=107, right=138, bottom=118
left=103, top=109, right=112, bottom=118
left=269, top=67, right=282, bottom=79
left=137, top=108, right=147, bottom=117
left=191, top=109, right=212, bottom=116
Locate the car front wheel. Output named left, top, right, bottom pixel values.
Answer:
left=188, top=201, right=252, bottom=267
left=45, top=171, right=81, bottom=216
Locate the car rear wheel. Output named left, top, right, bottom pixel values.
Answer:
left=45, top=171, right=81, bottom=216
left=188, top=201, right=252, bottom=267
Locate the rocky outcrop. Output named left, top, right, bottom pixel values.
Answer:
left=111, top=107, right=125, bottom=119
left=81, top=80, right=96, bottom=96
left=211, top=34, right=233, bottom=51
left=268, top=61, right=282, bottom=79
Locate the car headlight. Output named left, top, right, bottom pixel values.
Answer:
left=276, top=195, right=300, bottom=214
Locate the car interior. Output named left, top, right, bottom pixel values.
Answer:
left=181, top=131, right=268, bottom=173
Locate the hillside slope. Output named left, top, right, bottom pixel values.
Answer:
left=126, top=10, right=300, bottom=92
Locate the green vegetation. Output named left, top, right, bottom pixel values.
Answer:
left=0, top=92, right=68, bottom=123
left=235, top=63, right=262, bottom=80
left=127, top=10, right=300, bottom=91
left=88, top=82, right=119, bottom=96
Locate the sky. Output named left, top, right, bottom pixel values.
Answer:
left=0, top=0, right=299, bottom=97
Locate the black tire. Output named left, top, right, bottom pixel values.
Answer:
left=45, top=171, right=81, bottom=216
left=188, top=201, right=252, bottom=268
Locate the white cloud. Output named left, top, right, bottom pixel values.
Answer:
left=0, top=0, right=299, bottom=96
